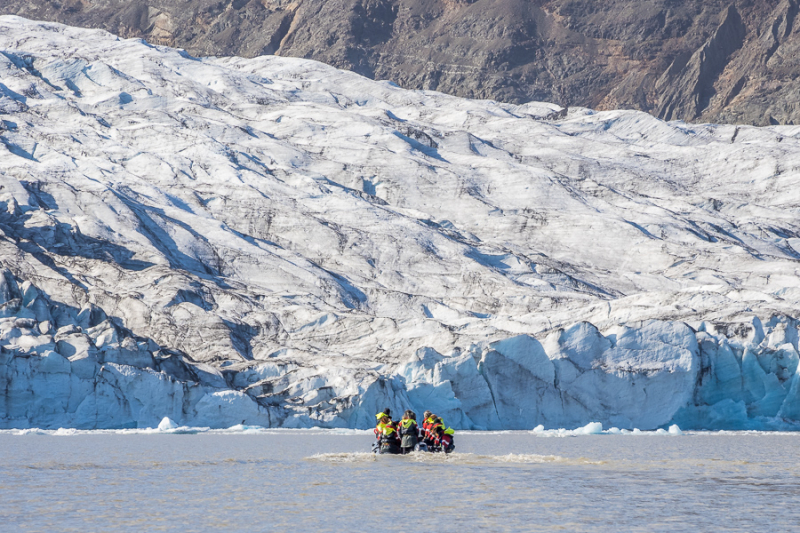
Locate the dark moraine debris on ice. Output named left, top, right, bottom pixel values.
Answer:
left=2, top=17, right=800, bottom=430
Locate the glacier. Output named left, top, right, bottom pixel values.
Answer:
left=2, top=16, right=800, bottom=431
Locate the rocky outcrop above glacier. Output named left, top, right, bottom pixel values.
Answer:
left=2, top=18, right=800, bottom=430
left=655, top=6, right=747, bottom=122
left=2, top=2, right=800, bottom=125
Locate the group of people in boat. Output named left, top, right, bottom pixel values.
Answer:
left=372, top=408, right=455, bottom=454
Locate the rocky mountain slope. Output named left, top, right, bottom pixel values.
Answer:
left=1, top=1, right=798, bottom=126
left=2, top=18, right=800, bottom=430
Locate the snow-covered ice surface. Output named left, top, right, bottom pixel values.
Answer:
left=3, top=17, right=800, bottom=430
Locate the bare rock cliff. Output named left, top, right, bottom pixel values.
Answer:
left=1, top=1, right=797, bottom=124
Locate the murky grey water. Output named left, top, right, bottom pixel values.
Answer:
left=1, top=431, right=798, bottom=532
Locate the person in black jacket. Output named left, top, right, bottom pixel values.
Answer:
left=398, top=410, right=419, bottom=454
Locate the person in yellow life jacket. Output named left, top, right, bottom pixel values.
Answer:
left=374, top=409, right=393, bottom=437
left=379, top=415, right=401, bottom=454
left=398, top=410, right=419, bottom=454
left=375, top=412, right=389, bottom=441
left=372, top=412, right=389, bottom=452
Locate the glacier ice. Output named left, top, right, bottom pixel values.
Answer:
left=2, top=17, right=800, bottom=430
left=4, top=268, right=800, bottom=430
left=574, top=422, right=604, bottom=435
left=158, top=416, right=178, bottom=430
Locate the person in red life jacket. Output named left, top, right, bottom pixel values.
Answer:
left=438, top=424, right=455, bottom=453
left=429, top=416, right=443, bottom=451
left=398, top=410, right=419, bottom=454
left=429, top=416, right=455, bottom=453
left=421, top=411, right=436, bottom=448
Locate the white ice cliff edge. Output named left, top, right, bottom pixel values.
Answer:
left=2, top=17, right=800, bottom=429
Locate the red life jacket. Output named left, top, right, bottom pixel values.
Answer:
left=422, top=417, right=437, bottom=440
left=431, top=422, right=444, bottom=443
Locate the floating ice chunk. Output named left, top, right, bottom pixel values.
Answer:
left=668, top=424, right=682, bottom=435
left=224, top=423, right=267, bottom=434
left=158, top=417, right=178, bottom=430
left=656, top=428, right=668, bottom=434
left=532, top=424, right=544, bottom=433
left=574, top=422, right=603, bottom=435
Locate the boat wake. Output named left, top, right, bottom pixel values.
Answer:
left=306, top=452, right=602, bottom=465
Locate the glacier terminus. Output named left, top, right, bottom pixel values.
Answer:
left=2, top=16, right=800, bottom=431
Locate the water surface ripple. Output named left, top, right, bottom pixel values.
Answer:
left=1, top=432, right=798, bottom=532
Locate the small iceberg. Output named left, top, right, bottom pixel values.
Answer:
left=158, top=417, right=178, bottom=431
left=574, top=422, right=603, bottom=435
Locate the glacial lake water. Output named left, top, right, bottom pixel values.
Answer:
left=1, top=429, right=799, bottom=532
